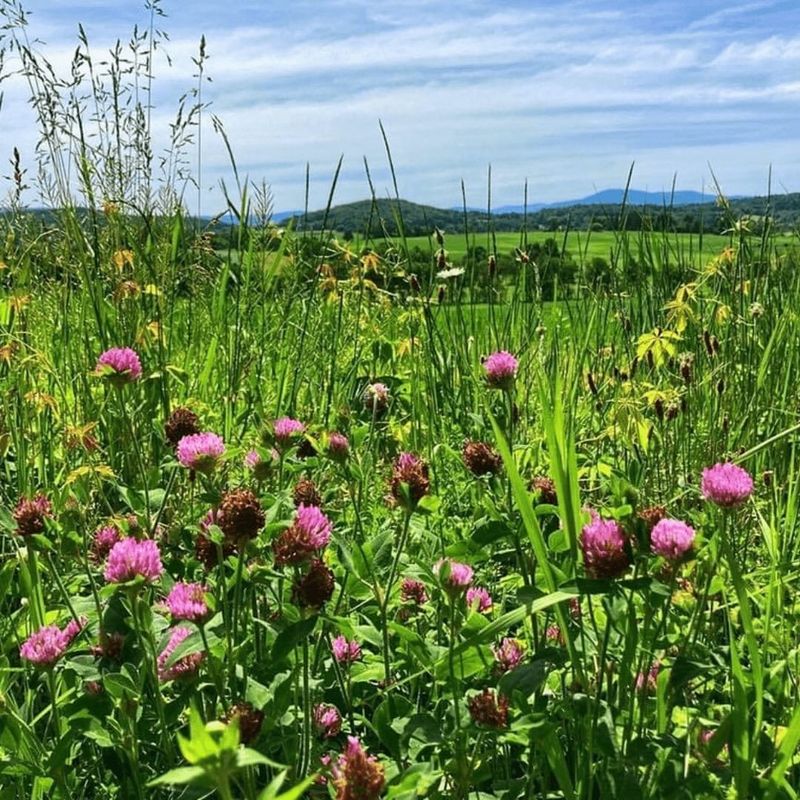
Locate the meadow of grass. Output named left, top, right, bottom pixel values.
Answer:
left=393, top=230, right=797, bottom=266
left=3, top=6, right=800, bottom=800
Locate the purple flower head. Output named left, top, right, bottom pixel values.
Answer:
left=635, top=661, right=661, bottom=694
left=104, top=537, right=163, bottom=584
left=483, top=350, right=518, bottom=390
left=401, top=577, right=428, bottom=605
left=327, top=432, right=350, bottom=461
left=294, top=504, right=332, bottom=550
left=166, top=581, right=210, bottom=623
left=157, top=626, right=204, bottom=682
left=272, top=505, right=333, bottom=567
left=244, top=449, right=275, bottom=480
left=20, top=617, right=86, bottom=668
left=95, top=347, right=142, bottom=384
left=435, top=559, right=474, bottom=596
left=91, top=524, right=122, bottom=563
left=313, top=703, right=342, bottom=738
left=466, top=586, right=493, bottom=613
left=273, top=417, right=305, bottom=447
left=650, top=518, right=695, bottom=560
left=177, top=432, right=225, bottom=473
left=546, top=625, right=565, bottom=646
left=581, top=516, right=629, bottom=579
left=332, top=635, right=361, bottom=664
left=701, top=462, right=753, bottom=508
left=493, top=638, right=524, bottom=673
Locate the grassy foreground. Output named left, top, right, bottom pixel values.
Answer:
left=2, top=6, right=800, bottom=800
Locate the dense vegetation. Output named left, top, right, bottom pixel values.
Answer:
left=2, top=5, right=800, bottom=800
left=287, top=194, right=800, bottom=237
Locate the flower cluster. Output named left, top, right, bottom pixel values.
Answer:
left=635, top=661, right=661, bottom=694
left=244, top=449, right=275, bottom=480
left=157, top=626, right=204, bottom=682
left=95, top=347, right=142, bottom=384
left=580, top=516, right=629, bottom=579
left=273, top=417, right=305, bottom=447
left=483, top=350, right=518, bottom=390
left=493, top=638, right=524, bottom=673
left=177, top=432, right=225, bottom=473
left=293, top=478, right=322, bottom=507
left=90, top=524, right=122, bottom=563
left=292, top=559, right=335, bottom=609
left=13, top=494, right=53, bottom=537
left=462, top=440, right=502, bottom=477
left=218, top=488, right=265, bottom=543
left=650, top=518, right=695, bottom=561
left=20, top=617, right=86, bottom=668
left=327, top=432, right=350, bottom=461
left=165, top=581, right=209, bottom=623
left=362, top=382, right=390, bottom=414
left=314, top=703, right=342, bottom=738
left=164, top=407, right=200, bottom=448
left=401, top=578, right=428, bottom=606
left=435, top=559, right=474, bottom=597
left=104, top=538, right=163, bottom=583
left=468, top=689, right=509, bottom=728
left=701, top=463, right=753, bottom=508
left=273, top=504, right=333, bottom=566
left=389, top=452, right=430, bottom=510
left=222, top=702, right=265, bottom=745
left=332, top=636, right=362, bottom=665
left=466, top=586, right=493, bottom=613
left=332, top=737, right=385, bottom=800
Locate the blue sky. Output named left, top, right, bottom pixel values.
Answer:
left=2, top=0, right=799, bottom=213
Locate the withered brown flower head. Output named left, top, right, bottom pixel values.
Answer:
left=332, top=737, right=385, bottom=800
left=293, top=478, right=322, bottom=508
left=638, top=505, right=667, bottom=530
left=389, top=452, right=430, bottom=510
left=195, top=532, right=235, bottom=570
left=13, top=494, right=53, bottom=537
left=223, top=701, right=265, bottom=745
left=297, top=437, right=317, bottom=460
left=292, top=559, right=335, bottom=609
left=218, top=488, right=265, bottom=542
left=90, top=631, right=125, bottom=662
left=164, top=406, right=201, bottom=449
left=462, top=440, right=502, bottom=477
left=468, top=689, right=509, bottom=728
left=530, top=476, right=557, bottom=506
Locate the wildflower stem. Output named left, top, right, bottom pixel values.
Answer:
left=114, top=389, right=151, bottom=522
left=200, top=624, right=225, bottom=710
left=381, top=510, right=412, bottom=687
left=44, top=552, right=81, bottom=625
left=47, top=668, right=61, bottom=737
left=300, top=635, right=312, bottom=776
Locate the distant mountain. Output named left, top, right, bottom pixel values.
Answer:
left=492, top=189, right=714, bottom=214
left=300, top=189, right=718, bottom=222
left=272, top=209, right=304, bottom=223
left=278, top=190, right=799, bottom=236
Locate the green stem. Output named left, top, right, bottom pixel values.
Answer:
left=381, top=510, right=412, bottom=687
left=47, top=668, right=61, bottom=738
left=300, top=635, right=312, bottom=776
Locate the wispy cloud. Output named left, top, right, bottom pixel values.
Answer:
left=1, top=0, right=798, bottom=211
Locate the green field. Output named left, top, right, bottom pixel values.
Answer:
left=390, top=229, right=797, bottom=265
left=7, top=7, right=800, bottom=799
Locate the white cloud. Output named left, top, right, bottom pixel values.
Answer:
left=0, top=0, right=798, bottom=211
